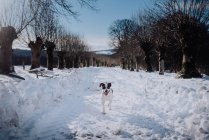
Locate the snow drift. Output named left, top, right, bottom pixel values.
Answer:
left=0, top=66, right=209, bottom=140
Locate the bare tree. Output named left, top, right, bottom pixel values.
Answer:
left=26, top=11, right=44, bottom=70
left=55, top=27, right=67, bottom=69
left=0, top=0, right=97, bottom=72
left=153, top=0, right=209, bottom=78
left=28, top=37, right=44, bottom=69
left=133, top=13, right=155, bottom=72
left=56, top=31, right=89, bottom=69
left=45, top=40, right=56, bottom=70
left=0, top=26, right=17, bottom=73
left=109, top=19, right=138, bottom=70
left=26, top=0, right=97, bottom=70
left=151, top=17, right=169, bottom=75
left=27, top=1, right=58, bottom=70
left=0, top=0, right=37, bottom=73
left=29, top=0, right=97, bottom=18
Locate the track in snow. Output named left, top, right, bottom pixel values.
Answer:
left=4, top=67, right=209, bottom=140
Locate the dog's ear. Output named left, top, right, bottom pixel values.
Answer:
left=100, top=83, right=103, bottom=87
left=100, top=83, right=106, bottom=89
left=107, top=83, right=111, bottom=89
left=100, top=83, right=104, bottom=88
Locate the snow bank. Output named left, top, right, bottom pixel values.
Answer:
left=0, top=67, right=209, bottom=140
left=0, top=77, right=20, bottom=140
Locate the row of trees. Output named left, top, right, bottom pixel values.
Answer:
left=57, top=52, right=118, bottom=69
left=109, top=0, right=209, bottom=78
left=13, top=50, right=118, bottom=70
left=0, top=0, right=97, bottom=73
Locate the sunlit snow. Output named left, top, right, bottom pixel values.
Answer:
left=0, top=66, right=209, bottom=140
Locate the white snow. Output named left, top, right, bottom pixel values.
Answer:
left=0, top=66, right=209, bottom=140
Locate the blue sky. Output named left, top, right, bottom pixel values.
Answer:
left=62, top=0, right=154, bottom=51
left=0, top=0, right=153, bottom=50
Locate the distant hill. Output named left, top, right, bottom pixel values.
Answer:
left=13, top=49, right=46, bottom=57
left=13, top=49, right=31, bottom=56
left=12, top=49, right=47, bottom=66
left=12, top=49, right=117, bottom=56
left=89, top=49, right=117, bottom=55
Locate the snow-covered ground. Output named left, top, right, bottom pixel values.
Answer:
left=0, top=66, right=209, bottom=140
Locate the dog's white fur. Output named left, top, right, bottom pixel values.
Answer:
left=100, top=83, right=113, bottom=114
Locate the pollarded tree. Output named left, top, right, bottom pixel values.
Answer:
left=45, top=40, right=56, bottom=70
left=0, top=0, right=37, bottom=73
left=178, top=15, right=208, bottom=78
left=61, top=33, right=89, bottom=68
left=44, top=16, right=58, bottom=70
left=133, top=11, right=159, bottom=72
left=28, top=37, right=44, bottom=69
left=0, top=26, right=17, bottom=73
left=109, top=19, right=138, bottom=70
left=134, top=23, right=155, bottom=72
left=56, top=29, right=89, bottom=69
left=30, top=1, right=58, bottom=70
left=27, top=0, right=97, bottom=70
left=154, top=0, right=209, bottom=78
left=151, top=17, right=170, bottom=75
left=26, top=5, right=45, bottom=70
left=56, top=27, right=67, bottom=69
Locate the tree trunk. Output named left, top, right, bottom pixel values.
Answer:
left=141, top=43, right=153, bottom=72
left=145, top=55, right=152, bottom=72
left=159, top=60, right=164, bottom=75
left=159, top=47, right=166, bottom=75
left=47, top=51, right=54, bottom=70
left=92, top=57, right=96, bottom=66
left=130, top=58, right=134, bottom=71
left=0, top=26, right=17, bottom=74
left=22, top=61, right=25, bottom=70
left=178, top=46, right=202, bottom=78
left=135, top=56, right=141, bottom=72
left=121, top=58, right=126, bottom=69
left=127, top=58, right=130, bottom=70
left=28, top=37, right=43, bottom=70
left=64, top=57, right=70, bottom=69
left=45, top=41, right=55, bottom=70
left=86, top=58, right=90, bottom=67
left=69, top=56, right=74, bottom=68
left=84, top=59, right=87, bottom=67
left=73, top=55, right=80, bottom=68
left=57, top=51, right=65, bottom=69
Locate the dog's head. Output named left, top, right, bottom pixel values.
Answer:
left=100, top=83, right=112, bottom=94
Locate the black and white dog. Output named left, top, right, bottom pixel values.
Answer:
left=99, top=82, right=113, bottom=114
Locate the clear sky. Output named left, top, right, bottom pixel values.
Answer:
left=62, top=0, right=154, bottom=51
left=0, top=0, right=154, bottom=50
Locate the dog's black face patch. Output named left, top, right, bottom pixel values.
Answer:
left=107, top=83, right=111, bottom=89
left=100, top=83, right=106, bottom=89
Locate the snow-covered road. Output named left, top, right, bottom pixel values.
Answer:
left=1, top=67, right=209, bottom=140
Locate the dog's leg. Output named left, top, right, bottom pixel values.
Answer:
left=102, top=98, right=105, bottom=114
left=108, top=100, right=112, bottom=110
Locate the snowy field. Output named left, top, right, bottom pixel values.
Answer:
left=0, top=66, right=209, bottom=140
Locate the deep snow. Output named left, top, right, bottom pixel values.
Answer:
left=0, top=66, right=209, bottom=140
